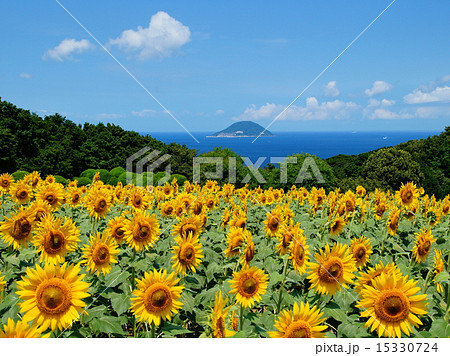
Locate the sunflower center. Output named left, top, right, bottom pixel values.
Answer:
left=12, top=217, right=32, bottom=240
left=294, top=244, right=305, bottom=263
left=375, top=290, right=410, bottom=322
left=179, top=243, right=195, bottom=264
left=282, top=234, right=292, bottom=249
left=319, top=257, right=343, bottom=283
left=356, top=246, right=366, bottom=260
left=214, top=316, right=226, bottom=338
left=165, top=206, right=173, bottom=214
left=36, top=278, right=72, bottom=315
left=241, top=277, right=258, bottom=296
left=114, top=227, right=124, bottom=239
left=1, top=179, right=9, bottom=187
left=93, top=244, right=110, bottom=265
left=44, top=230, right=65, bottom=254
left=418, top=241, right=431, bottom=256
left=45, top=194, right=56, bottom=205
left=95, top=199, right=107, bottom=212
left=183, top=225, right=197, bottom=238
left=268, top=217, right=279, bottom=231
left=72, top=194, right=80, bottom=204
left=285, top=320, right=312, bottom=338
left=144, top=283, right=171, bottom=312
left=139, top=224, right=150, bottom=239
left=17, top=189, right=28, bottom=199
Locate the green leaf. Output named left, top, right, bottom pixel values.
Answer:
left=435, top=271, right=450, bottom=284
left=108, top=292, right=131, bottom=316
left=337, top=322, right=370, bottom=338
left=82, top=305, right=108, bottom=323
left=104, top=266, right=131, bottom=288
left=161, top=322, right=193, bottom=337
left=89, top=315, right=127, bottom=335
left=429, top=319, right=450, bottom=338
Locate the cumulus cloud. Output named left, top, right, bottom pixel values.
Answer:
left=233, top=98, right=359, bottom=121
left=43, top=38, right=94, bottom=61
left=404, top=86, right=450, bottom=104
left=364, top=81, right=393, bottom=97
left=108, top=11, right=191, bottom=60
left=323, top=81, right=340, bottom=97
left=131, top=109, right=159, bottom=117
left=369, top=109, right=412, bottom=120
left=215, top=109, right=225, bottom=115
left=19, top=73, right=32, bottom=79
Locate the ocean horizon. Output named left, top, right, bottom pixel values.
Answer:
left=142, top=131, right=441, bottom=166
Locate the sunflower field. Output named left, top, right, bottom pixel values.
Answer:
left=0, top=171, right=449, bottom=338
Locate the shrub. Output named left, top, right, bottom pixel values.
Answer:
left=80, top=169, right=96, bottom=179
left=108, top=176, right=119, bottom=186
left=77, top=177, right=92, bottom=186
left=153, top=171, right=171, bottom=186
left=171, top=174, right=187, bottom=186
left=54, top=175, right=68, bottom=185
left=109, top=167, right=126, bottom=178
left=97, top=169, right=111, bottom=183
left=11, top=170, right=29, bottom=181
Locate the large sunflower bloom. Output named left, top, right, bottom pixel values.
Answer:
left=268, top=302, right=327, bottom=338
left=9, top=180, right=33, bottom=205
left=84, top=188, right=112, bottom=220
left=0, top=207, right=35, bottom=250
left=277, top=222, right=302, bottom=255
left=229, top=266, right=268, bottom=308
left=329, top=216, right=346, bottom=236
left=81, top=232, right=120, bottom=275
left=26, top=200, right=52, bottom=223
left=355, top=261, right=402, bottom=295
left=36, top=182, right=65, bottom=211
left=349, top=236, right=373, bottom=270
left=124, top=210, right=160, bottom=252
left=130, top=269, right=184, bottom=326
left=288, top=231, right=310, bottom=275
left=412, top=229, right=436, bottom=263
left=16, top=263, right=90, bottom=331
left=171, top=215, right=203, bottom=239
left=387, top=207, right=401, bottom=236
left=396, top=182, right=419, bottom=208
left=171, top=232, right=204, bottom=275
left=264, top=208, right=285, bottom=237
left=104, top=215, right=127, bottom=243
left=307, top=242, right=356, bottom=296
left=32, top=214, right=80, bottom=265
left=357, top=273, right=427, bottom=338
left=210, top=291, right=235, bottom=338
left=224, top=227, right=249, bottom=258
left=0, top=173, right=14, bottom=192
left=0, top=319, right=50, bottom=338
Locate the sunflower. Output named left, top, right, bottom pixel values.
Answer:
left=24, top=201, right=50, bottom=224
left=67, top=187, right=83, bottom=208
left=396, top=182, right=419, bottom=208
left=349, top=236, right=373, bottom=270
left=412, top=229, right=436, bottom=263
left=0, top=319, right=49, bottom=338
left=0, top=272, right=5, bottom=296
left=128, top=187, right=151, bottom=210
left=240, top=230, right=255, bottom=268
left=229, top=266, right=268, bottom=308
left=224, top=227, right=249, bottom=258
left=171, top=232, right=204, bottom=275
left=356, top=185, right=366, bottom=197
left=124, top=210, right=160, bottom=252
left=264, top=208, right=285, bottom=237
left=9, top=180, right=33, bottom=205
left=0, top=207, right=35, bottom=249
left=160, top=200, right=176, bottom=217
left=343, top=191, right=357, bottom=213
left=210, top=291, right=235, bottom=338
left=229, top=215, right=247, bottom=230
left=171, top=215, right=203, bottom=239
left=81, top=232, right=119, bottom=275
left=16, top=263, right=90, bottom=331
left=387, top=207, right=401, bottom=236
left=355, top=261, right=402, bottom=295
left=191, top=200, right=203, bottom=215
left=36, top=182, right=65, bottom=211
left=357, top=273, right=427, bottom=338
left=289, top=231, right=310, bottom=275
left=104, top=215, right=127, bottom=243
left=0, top=173, right=13, bottom=192
left=130, top=269, right=184, bottom=326
left=84, top=188, right=111, bottom=220
left=307, top=242, right=356, bottom=296
left=329, top=216, right=345, bottom=236
left=269, top=302, right=327, bottom=338
left=433, top=250, right=445, bottom=293
left=277, top=222, right=302, bottom=255
left=32, top=214, right=80, bottom=265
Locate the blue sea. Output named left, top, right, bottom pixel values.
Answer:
left=143, top=131, right=440, bottom=166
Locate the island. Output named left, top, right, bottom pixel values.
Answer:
left=207, top=121, right=274, bottom=137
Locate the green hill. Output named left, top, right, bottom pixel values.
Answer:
left=209, top=121, right=274, bottom=137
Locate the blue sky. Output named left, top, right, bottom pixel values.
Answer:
left=1, top=0, right=449, bottom=135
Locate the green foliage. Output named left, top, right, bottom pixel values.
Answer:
left=108, top=176, right=119, bottom=186
left=80, top=169, right=96, bottom=179
left=11, top=170, right=28, bottom=181
left=54, top=175, right=68, bottom=185
left=97, top=169, right=111, bottom=183
left=77, top=177, right=91, bottom=186
left=109, top=167, right=126, bottom=177
left=171, top=174, right=187, bottom=185
left=153, top=172, right=171, bottom=186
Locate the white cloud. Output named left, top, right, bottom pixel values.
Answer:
left=43, top=38, right=94, bottom=61
left=96, top=113, right=124, bottom=120
left=131, top=109, right=158, bottom=117
left=364, top=81, right=393, bottom=97
left=413, top=106, right=450, bottom=118
left=369, top=109, right=412, bottom=120
left=404, top=86, right=450, bottom=104
left=109, top=11, right=191, bottom=60
left=233, top=98, right=359, bottom=121
left=215, top=109, right=225, bottom=115
left=323, top=81, right=340, bottom=97
left=19, top=73, right=32, bottom=79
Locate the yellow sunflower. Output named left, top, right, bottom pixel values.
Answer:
left=0, top=207, right=35, bottom=250
left=160, top=200, right=176, bottom=217
left=210, top=291, right=235, bottom=338
left=329, top=216, right=346, bottom=236
left=307, top=242, right=356, bottom=296
left=0, top=173, right=14, bottom=192
left=0, top=319, right=49, bottom=338
left=264, top=208, right=285, bottom=237
left=229, top=215, right=247, bottom=230
left=130, top=269, right=184, bottom=326
left=124, top=210, right=160, bottom=252
left=36, top=182, right=65, bottom=211
left=171, top=232, right=204, bottom=275
left=412, top=229, right=436, bottom=263
left=67, top=187, right=83, bottom=208
left=289, top=231, right=310, bottom=275
left=349, top=236, right=373, bottom=270
left=32, top=214, right=80, bottom=265
left=277, top=222, right=302, bottom=255
left=26, top=200, right=52, bottom=223
left=9, top=180, right=33, bottom=205
left=268, top=302, right=327, bottom=338
left=84, top=188, right=112, bottom=220
left=16, top=263, right=90, bottom=331
left=171, top=215, right=203, bottom=239
left=229, top=266, right=268, bottom=308
left=224, top=226, right=249, bottom=258
left=240, top=232, right=255, bottom=268
left=356, top=185, right=366, bottom=197
left=433, top=250, right=445, bottom=293
left=128, top=187, right=151, bottom=210
left=81, top=232, right=120, bottom=275
left=355, top=261, right=402, bottom=295
left=357, top=273, right=427, bottom=338
left=104, top=215, right=127, bottom=243
left=396, top=182, right=419, bottom=208
left=0, top=272, right=5, bottom=296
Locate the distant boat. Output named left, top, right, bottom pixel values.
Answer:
left=382, top=136, right=388, bottom=140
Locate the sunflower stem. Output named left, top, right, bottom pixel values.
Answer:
left=131, top=249, right=137, bottom=337
left=151, top=322, right=156, bottom=338
left=445, top=254, right=450, bottom=323
left=275, top=256, right=289, bottom=314
left=239, top=304, right=244, bottom=331
left=422, top=269, right=432, bottom=294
